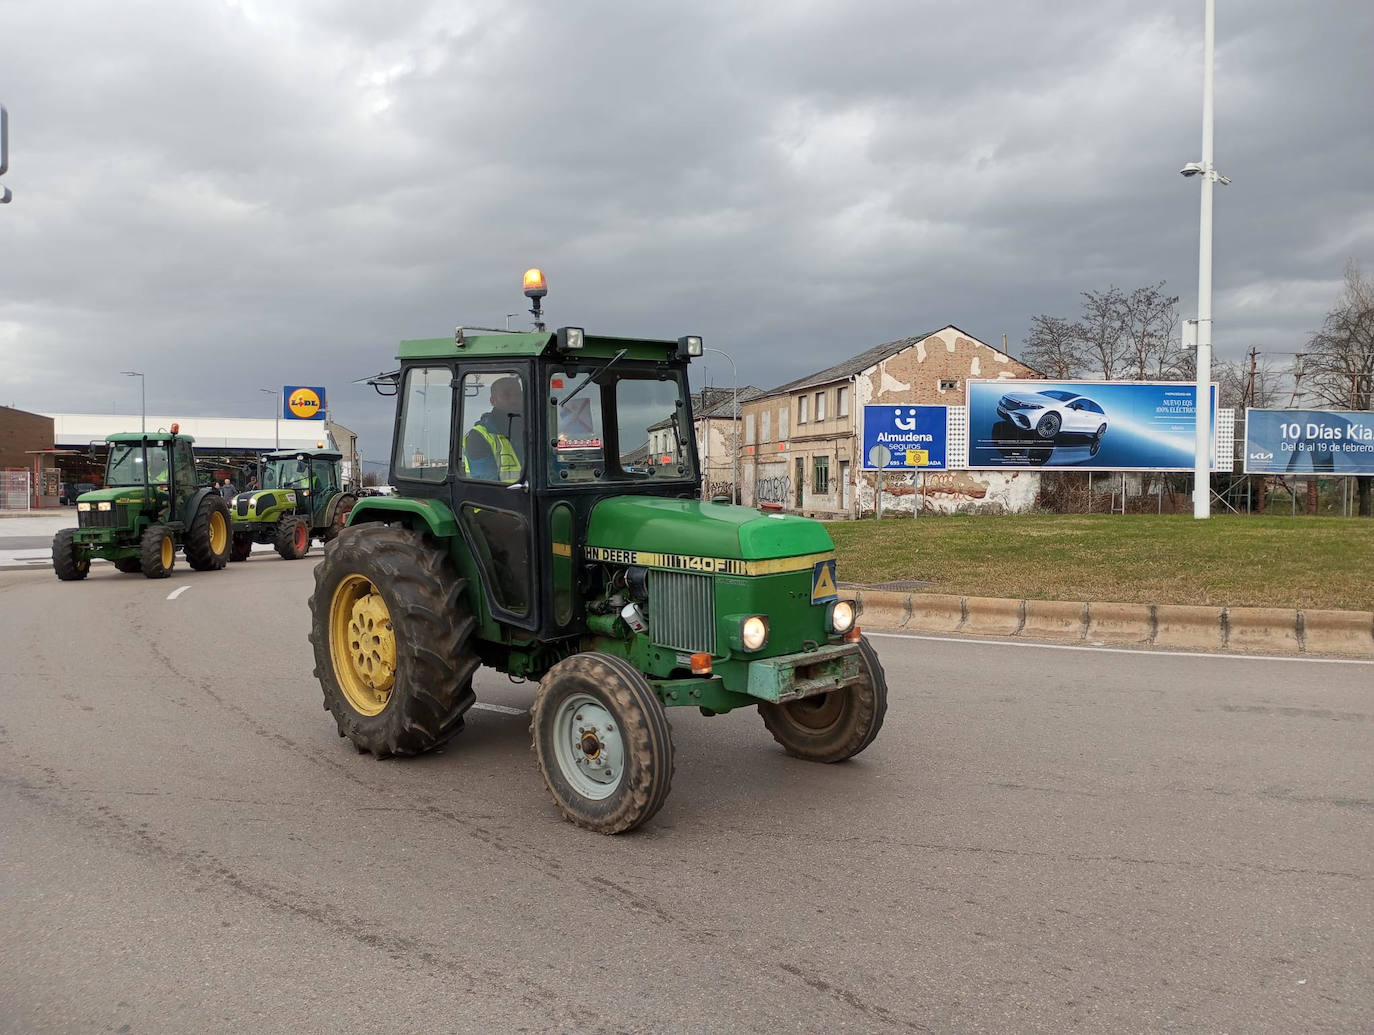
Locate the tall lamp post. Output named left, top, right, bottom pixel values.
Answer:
left=703, top=348, right=738, bottom=503
left=120, top=371, right=145, bottom=432
left=259, top=387, right=281, bottom=448
left=1180, top=0, right=1230, bottom=519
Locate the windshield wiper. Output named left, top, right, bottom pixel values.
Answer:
left=560, top=349, right=628, bottom=408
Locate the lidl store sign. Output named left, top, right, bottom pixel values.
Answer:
left=284, top=385, right=326, bottom=420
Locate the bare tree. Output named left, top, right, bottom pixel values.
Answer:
left=1076, top=286, right=1128, bottom=379
left=1216, top=354, right=1282, bottom=410
left=1302, top=261, right=1374, bottom=515
left=1119, top=282, right=1183, bottom=379
left=1019, top=314, right=1086, bottom=378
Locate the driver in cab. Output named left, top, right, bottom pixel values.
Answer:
left=463, top=376, right=525, bottom=483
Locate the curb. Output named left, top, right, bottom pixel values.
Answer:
left=854, top=589, right=1374, bottom=658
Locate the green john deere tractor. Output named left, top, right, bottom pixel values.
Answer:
left=53, top=428, right=232, bottom=580
left=308, top=270, right=887, bottom=833
left=228, top=448, right=356, bottom=562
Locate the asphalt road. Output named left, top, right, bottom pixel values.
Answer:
left=1, top=557, right=1370, bottom=1033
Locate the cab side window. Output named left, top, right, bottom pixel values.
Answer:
left=395, top=367, right=453, bottom=483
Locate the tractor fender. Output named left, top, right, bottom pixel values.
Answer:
left=347, top=497, right=460, bottom=540
left=322, top=490, right=354, bottom=528
left=184, top=487, right=219, bottom=528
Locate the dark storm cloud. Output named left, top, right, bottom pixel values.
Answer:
left=2, top=0, right=1371, bottom=466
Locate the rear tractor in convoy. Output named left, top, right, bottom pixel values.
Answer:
left=308, top=270, right=888, bottom=833
left=228, top=448, right=356, bottom=561
left=52, top=427, right=231, bottom=580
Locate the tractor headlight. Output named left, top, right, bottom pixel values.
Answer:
left=77, top=502, right=92, bottom=512
left=741, top=615, right=769, bottom=651
left=97, top=501, right=112, bottom=512
left=828, top=600, right=856, bottom=635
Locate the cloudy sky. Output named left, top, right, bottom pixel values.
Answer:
left=2, top=0, right=1371, bottom=470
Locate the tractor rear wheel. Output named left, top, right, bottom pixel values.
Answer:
left=531, top=652, right=675, bottom=834
left=275, top=514, right=310, bottom=559
left=113, top=557, right=142, bottom=573
left=185, top=494, right=231, bottom=570
left=323, top=493, right=357, bottom=543
left=758, top=636, right=888, bottom=763
left=309, top=524, right=478, bottom=757
left=52, top=528, right=90, bottom=581
left=229, top=534, right=253, bottom=562
left=140, top=525, right=176, bottom=579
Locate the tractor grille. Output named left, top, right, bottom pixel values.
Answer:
left=236, top=496, right=252, bottom=517
left=647, top=570, right=715, bottom=655
left=78, top=505, right=129, bottom=529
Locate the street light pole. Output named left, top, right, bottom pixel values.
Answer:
left=120, top=371, right=145, bottom=432
left=704, top=348, right=739, bottom=504
left=1181, top=0, right=1229, bottom=520
left=259, top=387, right=280, bottom=448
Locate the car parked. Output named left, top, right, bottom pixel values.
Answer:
left=996, top=390, right=1108, bottom=440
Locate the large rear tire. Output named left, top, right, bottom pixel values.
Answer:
left=309, top=524, right=478, bottom=758
left=140, top=525, right=175, bottom=579
left=275, top=514, right=310, bottom=559
left=323, top=493, right=357, bottom=543
left=531, top=652, right=675, bottom=834
left=52, top=528, right=90, bottom=581
left=113, top=557, right=142, bottom=574
left=185, top=494, right=231, bottom=571
left=758, top=636, right=888, bottom=763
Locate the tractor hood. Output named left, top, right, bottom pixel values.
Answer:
left=584, top=497, right=833, bottom=563
left=76, top=486, right=157, bottom=506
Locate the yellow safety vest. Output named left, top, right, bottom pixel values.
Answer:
left=464, top=424, right=521, bottom=483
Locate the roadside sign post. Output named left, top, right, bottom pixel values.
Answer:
left=868, top=444, right=891, bottom=519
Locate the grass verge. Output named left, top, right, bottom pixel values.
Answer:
left=826, top=514, right=1374, bottom=611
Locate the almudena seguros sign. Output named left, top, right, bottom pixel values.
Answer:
left=1244, top=409, right=1374, bottom=476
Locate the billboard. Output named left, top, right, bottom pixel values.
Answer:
left=966, top=380, right=1217, bottom=471
left=283, top=385, right=327, bottom=420
left=1243, top=409, right=1374, bottom=475
left=861, top=405, right=947, bottom=470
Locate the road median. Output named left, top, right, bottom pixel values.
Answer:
left=856, top=589, right=1374, bottom=658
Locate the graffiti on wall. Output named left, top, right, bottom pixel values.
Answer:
left=756, top=474, right=791, bottom=503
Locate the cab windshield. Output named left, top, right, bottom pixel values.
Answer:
left=106, top=442, right=172, bottom=486
left=263, top=458, right=311, bottom=489
left=547, top=364, right=695, bottom=484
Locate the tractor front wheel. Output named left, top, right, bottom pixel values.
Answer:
left=113, top=557, right=142, bottom=574
left=140, top=525, right=176, bottom=579
left=309, top=524, right=478, bottom=757
left=758, top=636, right=888, bottom=763
left=229, top=534, right=253, bottom=562
left=52, top=528, right=90, bottom=581
left=186, top=494, right=231, bottom=570
left=275, top=515, right=310, bottom=559
left=531, top=653, right=675, bottom=834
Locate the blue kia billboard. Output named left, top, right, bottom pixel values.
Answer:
left=1243, top=409, right=1374, bottom=475
left=966, top=380, right=1217, bottom=471
left=861, top=405, right=947, bottom=470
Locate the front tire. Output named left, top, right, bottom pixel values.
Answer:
left=308, top=524, right=478, bottom=757
left=140, top=525, right=175, bottom=579
left=1035, top=412, right=1062, bottom=439
left=52, top=528, right=90, bottom=581
left=531, top=652, right=675, bottom=834
left=323, top=493, right=357, bottom=543
left=185, top=494, right=231, bottom=570
left=113, top=557, right=142, bottom=574
left=758, top=636, right=888, bottom=763
left=229, top=534, right=254, bottom=562
left=275, top=514, right=311, bottom=559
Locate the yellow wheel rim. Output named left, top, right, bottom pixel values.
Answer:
left=209, top=510, right=228, bottom=553
left=160, top=536, right=173, bottom=569
left=329, top=574, right=397, bottom=716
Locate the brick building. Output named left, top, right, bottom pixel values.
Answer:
left=0, top=405, right=57, bottom=508
left=739, top=326, right=1042, bottom=517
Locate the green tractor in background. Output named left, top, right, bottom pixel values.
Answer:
left=308, top=270, right=888, bottom=834
left=229, top=448, right=356, bottom=562
left=53, top=427, right=232, bottom=580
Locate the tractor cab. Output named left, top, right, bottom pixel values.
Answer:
left=260, top=448, right=343, bottom=525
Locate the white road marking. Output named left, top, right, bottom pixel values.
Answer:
left=472, top=702, right=527, bottom=715
left=167, top=585, right=191, bottom=600
left=866, top=630, right=1374, bottom=666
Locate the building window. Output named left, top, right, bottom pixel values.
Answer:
left=745, top=413, right=755, bottom=445
left=779, top=406, right=789, bottom=441
left=815, top=391, right=826, bottom=422
left=798, top=395, right=808, bottom=424
left=761, top=410, right=771, bottom=443
left=939, top=378, right=959, bottom=391
left=837, top=386, right=849, bottom=418
left=813, top=455, right=829, bottom=494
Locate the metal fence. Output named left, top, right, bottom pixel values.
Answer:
left=1, top=469, right=31, bottom=510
